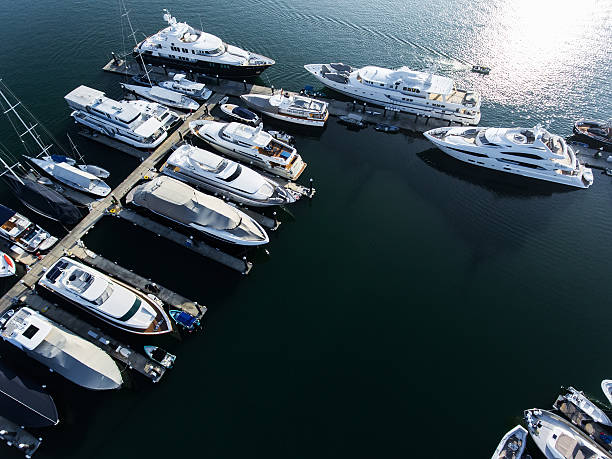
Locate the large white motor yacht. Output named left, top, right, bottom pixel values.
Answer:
left=190, top=120, right=307, bottom=180
left=65, top=85, right=168, bottom=149
left=241, top=92, right=328, bottom=127
left=0, top=204, right=57, bottom=252
left=39, top=257, right=172, bottom=335
left=134, top=10, right=274, bottom=79
left=161, top=144, right=297, bottom=207
left=305, top=63, right=481, bottom=125
left=423, top=125, right=594, bottom=188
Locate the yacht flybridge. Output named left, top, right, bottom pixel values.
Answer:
left=190, top=120, right=307, bottom=180
left=423, top=125, right=594, bottom=188
left=39, top=257, right=172, bottom=335
left=241, top=92, right=328, bottom=127
left=304, top=63, right=481, bottom=125
left=64, top=85, right=168, bottom=149
left=134, top=10, right=275, bottom=79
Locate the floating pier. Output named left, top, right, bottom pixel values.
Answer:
left=0, top=416, right=41, bottom=458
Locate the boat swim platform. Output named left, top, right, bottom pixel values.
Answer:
left=0, top=415, right=42, bottom=458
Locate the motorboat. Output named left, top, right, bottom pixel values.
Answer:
left=305, top=62, right=481, bottom=125
left=120, top=83, right=200, bottom=111
left=490, top=425, right=527, bottom=459
left=158, top=73, right=212, bottom=101
left=169, top=309, right=200, bottom=330
left=39, top=257, right=172, bottom=335
left=160, top=143, right=297, bottom=207
left=241, top=91, right=328, bottom=127
left=125, top=99, right=182, bottom=131
left=0, top=252, right=16, bottom=277
left=574, top=119, right=612, bottom=150
left=338, top=114, right=366, bottom=129
left=558, top=387, right=612, bottom=427
left=0, top=307, right=123, bottom=390
left=424, top=125, right=594, bottom=188
left=525, top=409, right=611, bottom=459
left=25, top=156, right=111, bottom=197
left=65, top=85, right=168, bottom=149
left=0, top=360, right=59, bottom=427
left=472, top=65, right=491, bottom=75
left=375, top=123, right=400, bottom=133
left=602, top=380, right=612, bottom=406
left=220, top=104, right=260, bottom=125
left=133, top=10, right=275, bottom=79
left=189, top=120, right=307, bottom=180
left=0, top=204, right=57, bottom=252
left=144, top=345, right=176, bottom=368
left=126, top=176, right=269, bottom=246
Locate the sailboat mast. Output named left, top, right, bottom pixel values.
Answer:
left=121, top=0, right=152, bottom=86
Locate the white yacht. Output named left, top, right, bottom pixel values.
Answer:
left=491, top=425, right=527, bottom=459
left=120, top=83, right=200, bottom=111
left=161, top=143, right=297, bottom=207
left=39, top=257, right=173, bottom=335
left=602, top=380, right=612, bottom=406
left=0, top=307, right=123, bottom=391
left=125, top=99, right=182, bottom=131
left=65, top=85, right=168, bottom=149
left=241, top=92, right=328, bottom=127
left=126, top=176, right=269, bottom=246
left=158, top=74, right=212, bottom=101
left=304, top=63, right=481, bottom=125
left=134, top=10, right=274, bottom=79
left=423, top=125, right=594, bottom=188
left=525, top=409, right=610, bottom=459
left=25, top=156, right=111, bottom=197
left=0, top=204, right=57, bottom=252
left=190, top=120, right=307, bottom=180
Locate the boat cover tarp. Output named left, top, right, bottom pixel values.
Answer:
left=2, top=174, right=81, bottom=225
left=233, top=107, right=257, bottom=121
left=129, top=177, right=240, bottom=230
left=0, top=360, right=59, bottom=427
left=0, top=204, right=16, bottom=225
left=175, top=311, right=198, bottom=327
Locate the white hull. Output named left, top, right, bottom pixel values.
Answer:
left=262, top=111, right=326, bottom=127
left=491, top=425, right=527, bottom=459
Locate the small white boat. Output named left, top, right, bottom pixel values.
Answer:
left=220, top=104, right=260, bottom=125
left=0, top=252, right=16, bottom=277
left=601, top=380, right=612, bottom=406
left=25, top=156, right=111, bottom=197
left=121, top=83, right=200, bottom=111
left=219, top=96, right=229, bottom=105
left=241, top=91, right=328, bottom=127
left=491, top=425, right=527, bottom=459
left=158, top=74, right=212, bottom=101
left=78, top=164, right=110, bottom=179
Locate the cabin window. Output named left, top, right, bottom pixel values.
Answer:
left=182, top=48, right=188, bottom=53
left=23, top=325, right=39, bottom=339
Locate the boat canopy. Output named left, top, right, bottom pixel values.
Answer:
left=233, top=106, right=258, bottom=120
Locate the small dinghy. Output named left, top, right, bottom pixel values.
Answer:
left=144, top=345, right=176, bottom=369
left=601, top=380, right=612, bottom=406
left=339, top=114, right=366, bottom=129
left=268, top=130, right=295, bottom=145
left=472, top=65, right=491, bottom=75
left=220, top=104, right=261, bottom=125
left=302, top=85, right=325, bottom=98
left=375, top=123, right=400, bottom=133
left=219, top=96, right=229, bottom=105
left=169, top=309, right=200, bottom=331
left=0, top=252, right=16, bottom=277
left=78, top=164, right=110, bottom=179
left=491, top=425, right=527, bottom=459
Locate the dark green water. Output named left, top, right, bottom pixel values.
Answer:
left=0, top=0, right=611, bottom=457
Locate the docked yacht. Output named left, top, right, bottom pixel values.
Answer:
left=423, top=125, right=594, bottom=188
left=241, top=92, right=328, bottom=127
left=120, top=83, right=199, bottom=111
left=491, top=425, right=527, bottom=459
left=574, top=118, right=612, bottom=150
left=558, top=387, right=612, bottom=427
left=126, top=176, right=269, bottom=246
left=134, top=10, right=274, bottom=79
left=125, top=99, right=182, bottom=131
left=25, top=156, right=111, bottom=197
left=525, top=409, right=610, bottom=459
left=65, top=85, right=168, bottom=149
left=304, top=63, right=481, bottom=125
left=39, top=257, right=172, bottom=335
left=190, top=120, right=307, bottom=180
left=0, top=204, right=57, bottom=252
left=158, top=74, right=212, bottom=101
left=161, top=143, right=297, bottom=207
left=0, top=307, right=123, bottom=390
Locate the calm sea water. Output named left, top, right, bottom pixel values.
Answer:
left=0, top=0, right=611, bottom=457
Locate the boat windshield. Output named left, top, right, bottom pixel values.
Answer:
left=92, top=284, right=114, bottom=306
left=65, top=269, right=95, bottom=293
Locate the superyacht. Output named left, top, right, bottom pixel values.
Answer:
left=304, top=63, right=481, bottom=125
left=423, top=125, right=594, bottom=188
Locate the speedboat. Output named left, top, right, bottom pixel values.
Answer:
left=144, top=345, right=176, bottom=368
left=0, top=204, right=57, bottom=252
left=375, top=123, right=400, bottom=133
left=241, top=91, right=328, bottom=127
left=158, top=74, right=212, bottom=101
left=525, top=409, right=611, bottom=459
left=25, top=155, right=111, bottom=197
left=189, top=120, right=307, bottom=180
left=491, top=425, right=527, bottom=459
left=338, top=114, right=366, bottom=129
left=121, top=83, right=199, bottom=111
left=169, top=309, right=200, bottom=330
left=602, top=380, right=612, bottom=406
left=574, top=119, right=612, bottom=150
left=472, top=65, right=491, bottom=75
left=304, top=62, right=481, bottom=125
left=126, top=176, right=269, bottom=246
left=0, top=307, right=123, bottom=390
left=0, top=252, right=16, bottom=277
left=160, top=143, right=297, bottom=207
left=39, top=257, right=172, bottom=335
left=424, top=125, right=594, bottom=188
left=133, top=10, right=274, bottom=79
left=220, top=104, right=260, bottom=125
